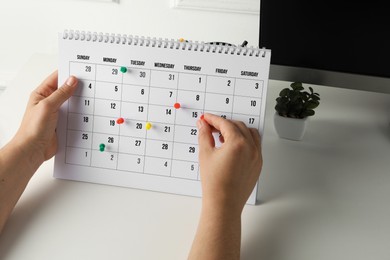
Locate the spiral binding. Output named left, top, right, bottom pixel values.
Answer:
left=62, top=30, right=267, bottom=58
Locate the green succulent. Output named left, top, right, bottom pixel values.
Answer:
left=275, top=82, right=320, bottom=119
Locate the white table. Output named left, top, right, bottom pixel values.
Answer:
left=1, top=53, right=390, bottom=260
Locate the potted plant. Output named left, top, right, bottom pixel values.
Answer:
left=274, top=82, right=320, bottom=140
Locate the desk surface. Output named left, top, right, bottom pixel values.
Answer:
left=1, top=54, right=390, bottom=260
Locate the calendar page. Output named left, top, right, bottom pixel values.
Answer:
left=54, top=30, right=271, bottom=205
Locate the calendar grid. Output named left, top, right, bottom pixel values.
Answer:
left=64, top=62, right=265, bottom=181
left=169, top=71, right=179, bottom=177
left=90, top=63, right=97, bottom=167
left=66, top=138, right=206, bottom=150
left=141, top=68, right=152, bottom=174
left=231, top=78, right=237, bottom=119
left=115, top=70, right=124, bottom=170
left=71, top=78, right=264, bottom=104
left=197, top=73, right=209, bottom=180
left=69, top=95, right=262, bottom=117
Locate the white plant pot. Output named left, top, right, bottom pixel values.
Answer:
left=273, top=112, right=308, bottom=141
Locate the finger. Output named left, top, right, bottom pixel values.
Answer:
left=219, top=133, right=225, bottom=143
left=197, top=118, right=215, bottom=155
left=208, top=124, right=220, bottom=133
left=44, top=76, right=78, bottom=111
left=202, top=113, right=240, bottom=141
left=33, top=71, right=59, bottom=99
left=230, top=120, right=253, bottom=141
left=200, top=115, right=223, bottom=134
left=249, top=128, right=261, bottom=151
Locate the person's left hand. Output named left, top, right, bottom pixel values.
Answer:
left=13, top=71, right=78, bottom=165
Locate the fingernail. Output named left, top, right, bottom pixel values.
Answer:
left=65, top=76, right=76, bottom=86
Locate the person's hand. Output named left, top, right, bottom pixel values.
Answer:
left=0, top=71, right=78, bottom=233
left=197, top=113, right=263, bottom=214
left=188, top=113, right=263, bottom=259
left=12, top=71, right=78, bottom=167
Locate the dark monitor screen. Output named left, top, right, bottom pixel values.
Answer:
left=259, top=1, right=390, bottom=93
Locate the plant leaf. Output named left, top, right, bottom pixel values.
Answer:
left=291, top=82, right=304, bottom=91
left=301, top=109, right=315, bottom=117
left=306, top=100, right=319, bottom=109
left=279, top=88, right=289, bottom=97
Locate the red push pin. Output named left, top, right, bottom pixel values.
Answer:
left=174, top=102, right=181, bottom=109
left=200, top=114, right=205, bottom=120
left=116, top=117, right=125, bottom=124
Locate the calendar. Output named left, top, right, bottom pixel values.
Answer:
left=54, top=30, right=271, bottom=205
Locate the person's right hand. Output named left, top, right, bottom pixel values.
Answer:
left=197, top=113, right=263, bottom=214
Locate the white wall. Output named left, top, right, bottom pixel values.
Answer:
left=0, top=0, right=260, bottom=89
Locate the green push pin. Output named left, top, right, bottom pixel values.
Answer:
left=99, top=143, right=106, bottom=152
left=120, top=66, right=127, bottom=73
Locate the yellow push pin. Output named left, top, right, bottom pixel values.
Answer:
left=145, top=122, right=152, bottom=130
left=179, top=38, right=185, bottom=43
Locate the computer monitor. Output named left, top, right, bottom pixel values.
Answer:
left=259, top=1, right=390, bottom=93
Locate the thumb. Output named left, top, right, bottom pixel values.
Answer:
left=45, top=76, right=78, bottom=110
left=197, top=118, right=214, bottom=156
